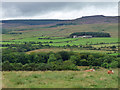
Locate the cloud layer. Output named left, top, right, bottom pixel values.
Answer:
left=2, top=2, right=118, bottom=20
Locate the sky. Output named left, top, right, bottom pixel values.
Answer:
left=1, top=2, right=118, bottom=20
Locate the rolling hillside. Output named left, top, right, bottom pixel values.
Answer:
left=2, top=15, right=118, bottom=40
left=2, top=15, right=118, bottom=26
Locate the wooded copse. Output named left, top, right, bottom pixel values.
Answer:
left=2, top=49, right=119, bottom=71
left=70, top=32, right=111, bottom=37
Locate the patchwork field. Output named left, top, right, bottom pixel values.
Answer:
left=2, top=68, right=118, bottom=88
left=1, top=37, right=118, bottom=46
left=2, top=16, right=119, bottom=88
left=1, top=37, right=118, bottom=55
left=2, top=21, right=118, bottom=55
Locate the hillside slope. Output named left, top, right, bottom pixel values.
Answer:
left=2, top=15, right=118, bottom=27
left=2, top=15, right=118, bottom=40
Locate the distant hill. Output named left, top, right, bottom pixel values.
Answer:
left=2, top=19, right=68, bottom=25
left=2, top=19, right=69, bottom=28
left=2, top=15, right=118, bottom=28
left=73, top=15, right=118, bottom=24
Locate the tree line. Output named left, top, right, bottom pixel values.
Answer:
left=2, top=42, right=50, bottom=52
left=70, top=32, right=111, bottom=37
left=2, top=50, right=119, bottom=71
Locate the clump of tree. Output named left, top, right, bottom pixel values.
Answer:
left=70, top=32, right=111, bottom=38
left=9, top=32, right=22, bottom=34
left=2, top=50, right=119, bottom=71
left=2, top=42, right=50, bottom=52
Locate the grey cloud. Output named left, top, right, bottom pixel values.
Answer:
left=2, top=2, right=118, bottom=19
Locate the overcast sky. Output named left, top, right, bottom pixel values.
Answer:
left=1, top=2, right=118, bottom=20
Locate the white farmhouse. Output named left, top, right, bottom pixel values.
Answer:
left=73, top=35, right=92, bottom=38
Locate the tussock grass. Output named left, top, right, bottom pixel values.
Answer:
left=2, top=68, right=118, bottom=88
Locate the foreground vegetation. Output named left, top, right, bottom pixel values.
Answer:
left=2, top=68, right=118, bottom=88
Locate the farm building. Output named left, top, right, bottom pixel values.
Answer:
left=73, top=35, right=92, bottom=38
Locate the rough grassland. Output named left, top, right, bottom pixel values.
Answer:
left=2, top=68, right=118, bottom=88
left=2, top=23, right=118, bottom=41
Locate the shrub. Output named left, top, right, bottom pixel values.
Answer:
left=101, top=62, right=109, bottom=68
left=58, top=51, right=70, bottom=61
left=62, top=60, right=78, bottom=70
left=109, top=61, right=118, bottom=68
left=47, top=54, right=57, bottom=63
left=89, top=65, right=92, bottom=69
left=96, top=66, right=100, bottom=69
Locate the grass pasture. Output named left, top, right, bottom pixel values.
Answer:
left=2, top=37, right=118, bottom=46
left=48, top=38, right=118, bottom=46
left=92, top=43, right=118, bottom=48
left=2, top=68, right=118, bottom=88
left=26, top=48, right=114, bottom=54
left=12, top=36, right=79, bottom=43
left=2, top=37, right=118, bottom=55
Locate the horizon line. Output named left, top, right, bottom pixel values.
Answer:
left=1, top=15, right=118, bottom=21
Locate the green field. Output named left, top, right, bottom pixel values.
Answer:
left=1, top=37, right=118, bottom=55
left=2, top=37, right=118, bottom=46
left=48, top=38, right=118, bottom=46
left=2, top=68, right=118, bottom=88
